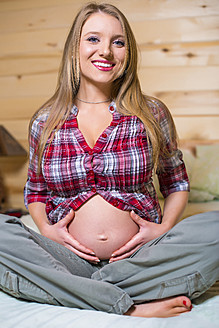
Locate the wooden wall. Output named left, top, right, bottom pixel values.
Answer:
left=0, top=0, right=219, bottom=209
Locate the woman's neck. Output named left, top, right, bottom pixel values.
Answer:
left=76, top=80, right=112, bottom=104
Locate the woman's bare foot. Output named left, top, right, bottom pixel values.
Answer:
left=125, top=296, right=192, bottom=318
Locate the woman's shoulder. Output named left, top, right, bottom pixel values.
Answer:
left=31, top=108, right=50, bottom=127
left=145, top=95, right=167, bottom=114
left=29, top=108, right=51, bottom=139
left=144, top=95, right=171, bottom=123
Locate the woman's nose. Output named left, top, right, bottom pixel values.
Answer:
left=99, top=42, right=112, bottom=57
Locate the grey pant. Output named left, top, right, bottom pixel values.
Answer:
left=0, top=211, right=219, bottom=315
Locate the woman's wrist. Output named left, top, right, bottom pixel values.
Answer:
left=160, top=219, right=174, bottom=232
left=39, top=221, right=52, bottom=234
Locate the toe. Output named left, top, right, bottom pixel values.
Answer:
left=173, top=296, right=191, bottom=310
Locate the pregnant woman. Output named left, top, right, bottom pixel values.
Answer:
left=0, top=2, right=218, bottom=318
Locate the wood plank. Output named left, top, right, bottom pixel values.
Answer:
left=0, top=159, right=28, bottom=186
left=0, top=55, right=61, bottom=77
left=0, top=157, right=28, bottom=209
left=0, top=0, right=87, bottom=12
left=179, top=139, right=219, bottom=153
left=0, top=97, right=48, bottom=120
left=3, top=195, right=26, bottom=210
left=2, top=179, right=27, bottom=193
left=0, top=92, right=218, bottom=123
left=19, top=140, right=29, bottom=151
left=0, top=0, right=219, bottom=19
left=1, top=41, right=218, bottom=78
left=0, top=0, right=218, bottom=212
left=1, top=16, right=219, bottom=57
left=139, top=67, right=219, bottom=93
left=0, top=157, right=28, bottom=174
left=0, top=125, right=27, bottom=156
left=2, top=115, right=219, bottom=146
left=153, top=90, right=219, bottom=116
left=0, top=73, right=57, bottom=98
left=0, top=29, right=66, bottom=57
left=0, top=4, right=80, bottom=33
left=2, top=191, right=26, bottom=210
left=174, top=116, right=219, bottom=139
left=1, top=2, right=219, bottom=33
left=132, top=16, right=219, bottom=45
left=140, top=41, right=219, bottom=67
left=1, top=66, right=218, bottom=99
left=0, top=119, right=30, bottom=141
left=121, top=0, right=219, bottom=21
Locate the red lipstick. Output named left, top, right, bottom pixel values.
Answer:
left=92, top=60, right=115, bottom=71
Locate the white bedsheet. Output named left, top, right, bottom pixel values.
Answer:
left=0, top=288, right=219, bottom=328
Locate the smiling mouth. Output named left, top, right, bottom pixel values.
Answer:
left=92, top=61, right=115, bottom=71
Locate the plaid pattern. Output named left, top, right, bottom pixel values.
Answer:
left=24, top=100, right=189, bottom=224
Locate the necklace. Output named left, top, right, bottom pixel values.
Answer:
left=76, top=97, right=111, bottom=104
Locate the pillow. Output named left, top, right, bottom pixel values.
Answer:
left=189, top=145, right=219, bottom=202
left=189, top=189, right=216, bottom=202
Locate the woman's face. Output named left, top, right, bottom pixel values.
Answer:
left=79, top=12, right=126, bottom=88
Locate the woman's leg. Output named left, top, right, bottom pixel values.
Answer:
left=1, top=212, right=218, bottom=317
left=0, top=214, right=133, bottom=314
left=92, top=211, right=219, bottom=304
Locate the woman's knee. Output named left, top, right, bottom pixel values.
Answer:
left=0, top=214, right=24, bottom=232
left=0, top=214, right=26, bottom=248
left=173, top=211, right=219, bottom=243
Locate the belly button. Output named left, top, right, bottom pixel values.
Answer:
left=97, top=234, right=108, bottom=241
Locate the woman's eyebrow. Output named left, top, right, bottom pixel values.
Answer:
left=83, top=31, right=124, bottom=39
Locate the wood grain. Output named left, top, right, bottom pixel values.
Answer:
left=0, top=0, right=218, bottom=210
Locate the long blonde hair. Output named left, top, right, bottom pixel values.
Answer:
left=30, top=2, right=177, bottom=171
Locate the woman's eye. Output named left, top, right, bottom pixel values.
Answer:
left=87, top=36, right=99, bottom=43
left=113, top=40, right=125, bottom=47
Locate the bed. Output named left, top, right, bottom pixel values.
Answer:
left=1, top=140, right=219, bottom=327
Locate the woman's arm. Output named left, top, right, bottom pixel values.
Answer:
left=109, top=191, right=188, bottom=262
left=28, top=202, right=50, bottom=232
left=109, top=100, right=190, bottom=262
left=161, top=190, right=189, bottom=230
left=26, top=116, right=98, bottom=262
left=28, top=202, right=100, bottom=262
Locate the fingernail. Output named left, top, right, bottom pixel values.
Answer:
left=111, top=253, right=115, bottom=257
left=90, top=252, right=96, bottom=255
left=183, top=300, right=187, bottom=307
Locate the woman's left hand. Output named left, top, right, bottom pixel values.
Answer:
left=109, top=210, right=171, bottom=263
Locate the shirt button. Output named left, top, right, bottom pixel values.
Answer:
left=88, top=150, right=94, bottom=155
left=89, top=171, right=94, bottom=177
left=91, top=187, right=96, bottom=193
left=109, top=105, right=114, bottom=113
left=113, top=200, right=119, bottom=207
left=102, top=133, right=107, bottom=138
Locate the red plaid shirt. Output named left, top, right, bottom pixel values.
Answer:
left=24, top=100, right=189, bottom=224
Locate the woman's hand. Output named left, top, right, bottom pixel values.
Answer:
left=41, top=209, right=100, bottom=263
left=109, top=211, right=171, bottom=263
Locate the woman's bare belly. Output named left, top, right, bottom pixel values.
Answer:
left=68, top=195, right=139, bottom=259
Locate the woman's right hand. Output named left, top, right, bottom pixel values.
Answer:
left=41, top=209, right=100, bottom=263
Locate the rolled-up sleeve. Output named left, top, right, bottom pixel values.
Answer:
left=151, top=98, right=190, bottom=198
left=157, top=149, right=190, bottom=198
left=24, top=115, right=51, bottom=209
